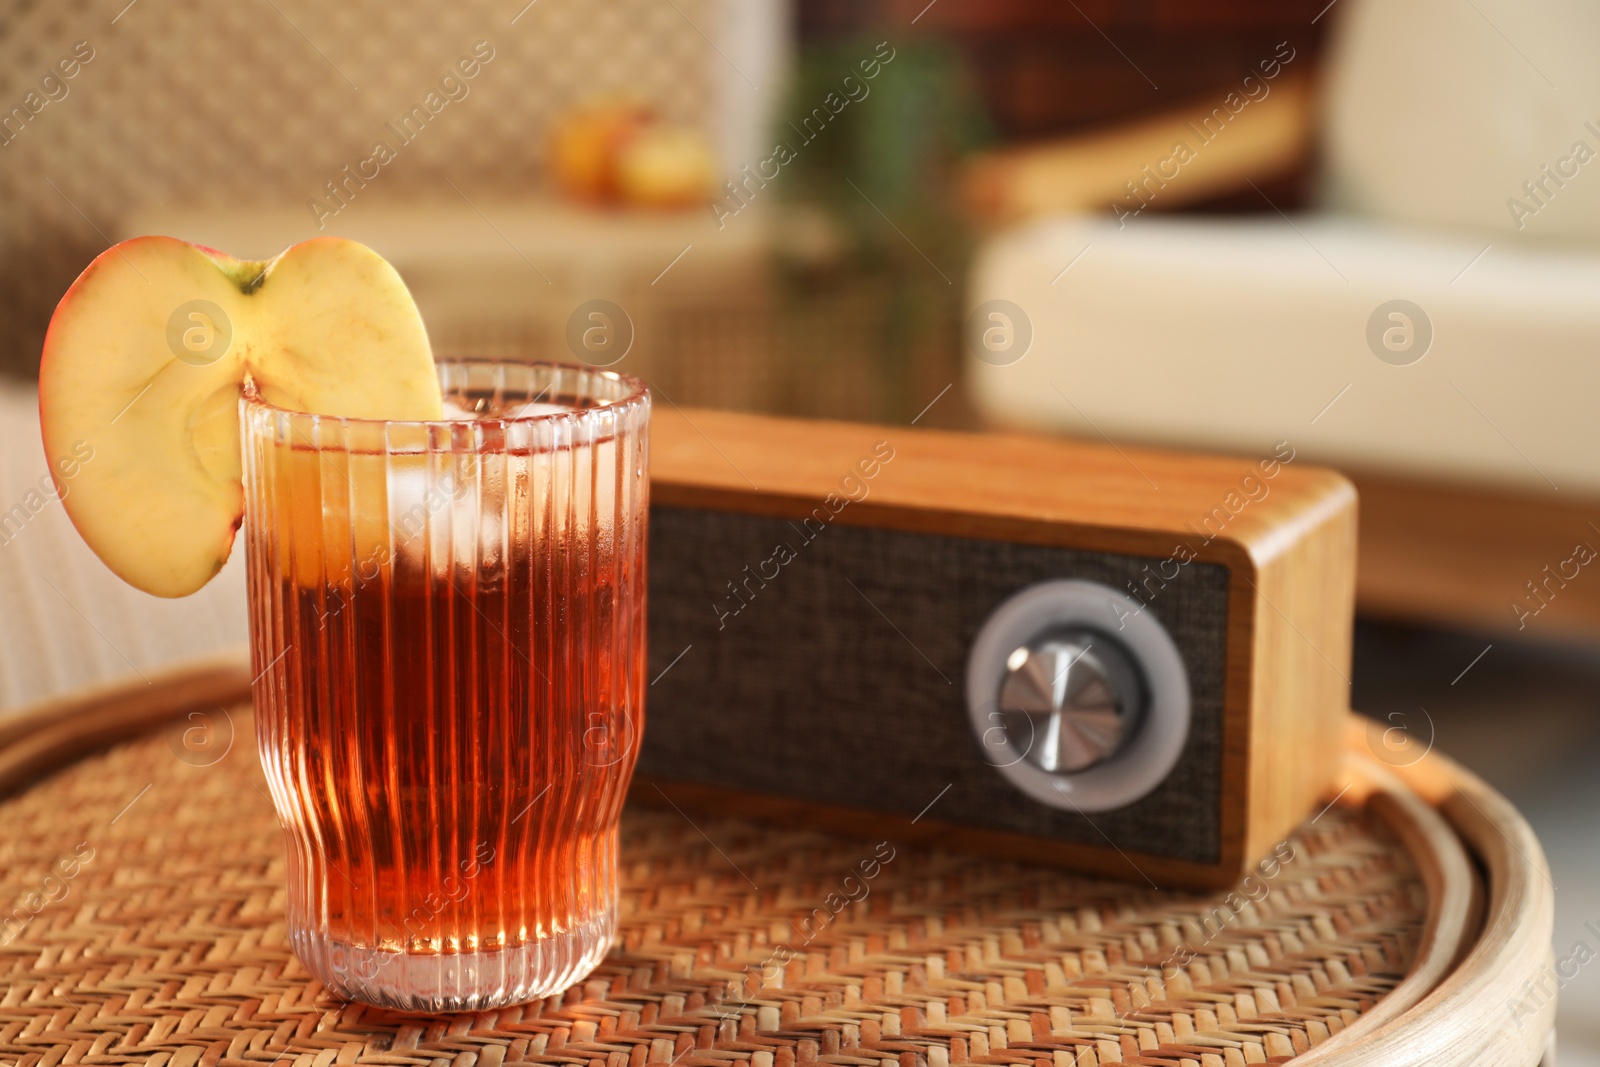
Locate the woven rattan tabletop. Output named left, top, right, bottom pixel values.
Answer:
left=0, top=693, right=1437, bottom=1067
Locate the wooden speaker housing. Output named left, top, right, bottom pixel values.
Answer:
left=637, top=408, right=1356, bottom=889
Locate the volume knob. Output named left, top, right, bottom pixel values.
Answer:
left=997, top=631, right=1144, bottom=774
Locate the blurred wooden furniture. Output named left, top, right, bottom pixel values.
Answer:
left=802, top=0, right=1334, bottom=148
left=963, top=71, right=1316, bottom=226
left=1350, top=469, right=1600, bottom=640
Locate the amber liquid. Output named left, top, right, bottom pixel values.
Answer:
left=262, top=560, right=642, bottom=937
left=246, top=374, right=648, bottom=1011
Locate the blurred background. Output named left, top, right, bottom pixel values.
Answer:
left=2, top=0, right=1598, bottom=1052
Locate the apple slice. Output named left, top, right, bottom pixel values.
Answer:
left=39, top=236, right=441, bottom=598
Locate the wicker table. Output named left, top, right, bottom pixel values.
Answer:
left=0, top=656, right=1554, bottom=1067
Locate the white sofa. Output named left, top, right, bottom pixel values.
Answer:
left=963, top=0, right=1600, bottom=634
left=970, top=214, right=1600, bottom=495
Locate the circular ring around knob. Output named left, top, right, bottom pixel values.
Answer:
left=966, top=579, right=1191, bottom=812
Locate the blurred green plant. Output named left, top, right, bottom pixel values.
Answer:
left=771, top=37, right=995, bottom=423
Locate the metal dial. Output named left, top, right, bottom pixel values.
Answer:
left=996, top=631, right=1144, bottom=774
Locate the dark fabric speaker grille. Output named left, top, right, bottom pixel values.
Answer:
left=642, top=506, right=1230, bottom=864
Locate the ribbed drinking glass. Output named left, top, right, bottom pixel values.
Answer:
left=241, top=360, right=649, bottom=1011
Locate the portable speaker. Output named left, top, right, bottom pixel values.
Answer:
left=636, top=408, right=1356, bottom=888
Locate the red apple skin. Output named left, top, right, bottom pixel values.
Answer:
left=39, top=237, right=247, bottom=595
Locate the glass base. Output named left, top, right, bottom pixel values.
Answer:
left=292, top=911, right=615, bottom=1012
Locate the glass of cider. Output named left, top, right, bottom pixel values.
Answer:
left=242, top=360, right=649, bottom=1011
